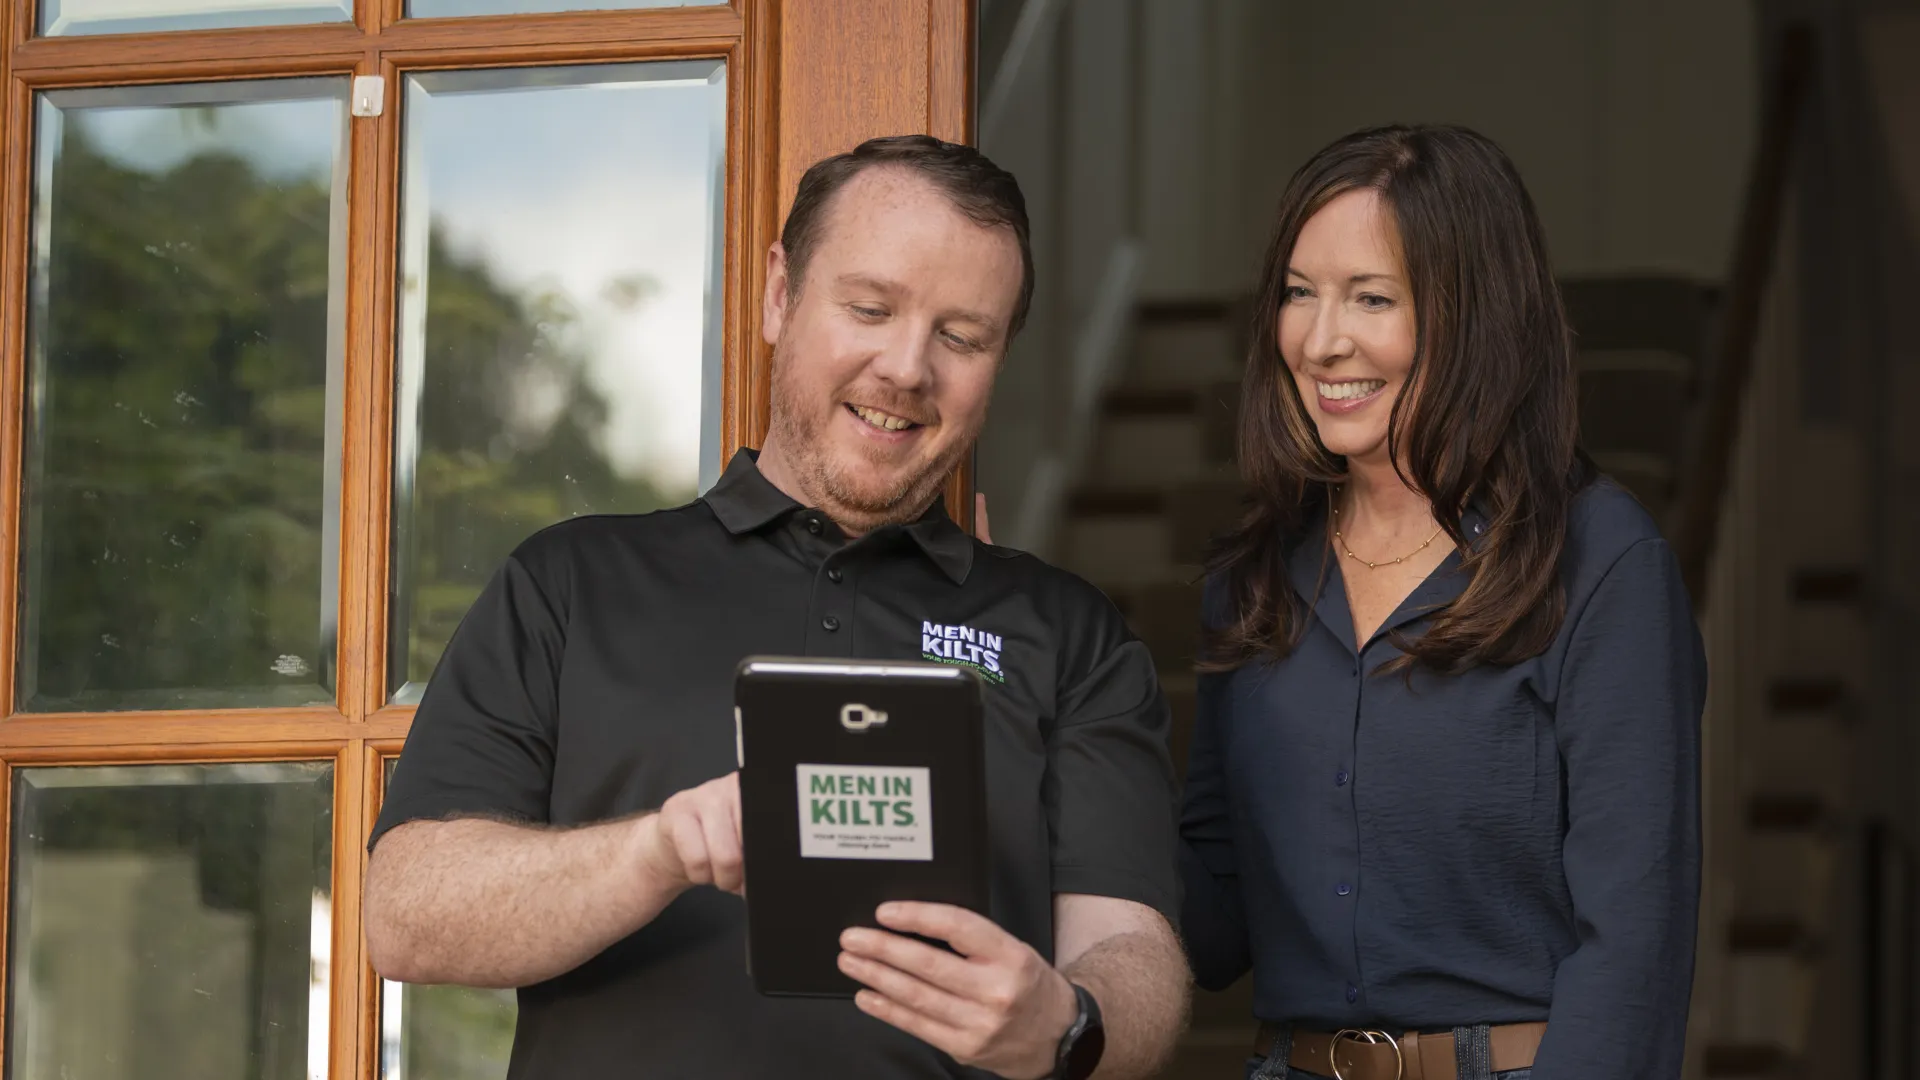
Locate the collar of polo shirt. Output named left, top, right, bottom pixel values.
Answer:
left=705, top=448, right=975, bottom=585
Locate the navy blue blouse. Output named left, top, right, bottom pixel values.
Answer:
left=1180, top=480, right=1705, bottom=1080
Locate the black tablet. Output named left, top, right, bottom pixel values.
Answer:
left=735, top=657, right=990, bottom=997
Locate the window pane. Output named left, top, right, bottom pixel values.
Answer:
left=389, top=62, right=725, bottom=702
left=40, top=0, right=350, bottom=38
left=376, top=758, right=515, bottom=1080
left=19, top=80, right=349, bottom=713
left=408, top=0, right=694, bottom=20
left=381, top=983, right=517, bottom=1080
left=8, top=761, right=335, bottom=1080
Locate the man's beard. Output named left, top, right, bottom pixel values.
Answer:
left=766, top=338, right=974, bottom=531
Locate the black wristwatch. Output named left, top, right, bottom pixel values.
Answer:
left=1050, top=981, right=1105, bottom=1080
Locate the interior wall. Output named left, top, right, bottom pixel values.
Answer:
left=1233, top=0, right=1760, bottom=283
left=978, top=0, right=1764, bottom=519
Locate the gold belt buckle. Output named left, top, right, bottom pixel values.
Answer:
left=1330, top=1028, right=1404, bottom=1080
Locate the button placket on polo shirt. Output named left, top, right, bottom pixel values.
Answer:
left=799, top=513, right=853, bottom=655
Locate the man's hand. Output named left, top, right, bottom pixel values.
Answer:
left=634, top=771, right=744, bottom=895
left=838, top=901, right=1077, bottom=1079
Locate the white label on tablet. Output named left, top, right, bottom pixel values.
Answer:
left=795, top=764, right=933, bottom=861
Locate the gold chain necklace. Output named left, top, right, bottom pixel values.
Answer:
left=1331, top=494, right=1445, bottom=570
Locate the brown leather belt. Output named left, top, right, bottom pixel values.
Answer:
left=1253, top=1023, right=1547, bottom=1080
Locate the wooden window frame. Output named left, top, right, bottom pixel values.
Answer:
left=0, top=0, right=972, bottom=1075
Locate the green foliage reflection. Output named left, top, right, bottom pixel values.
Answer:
left=390, top=206, right=689, bottom=694
left=24, top=109, right=339, bottom=712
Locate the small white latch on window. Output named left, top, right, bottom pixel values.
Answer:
left=352, top=75, right=386, bottom=117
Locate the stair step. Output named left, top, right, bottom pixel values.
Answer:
left=1578, top=364, right=1689, bottom=461
left=1060, top=514, right=1173, bottom=587
left=1744, top=719, right=1856, bottom=803
left=1168, top=481, right=1247, bottom=565
left=1200, top=379, right=1240, bottom=463
left=1789, top=566, right=1866, bottom=604
left=1767, top=678, right=1849, bottom=717
left=1776, top=608, right=1869, bottom=690
left=1701, top=1043, right=1794, bottom=1077
left=1559, top=276, right=1714, bottom=360
left=1123, top=579, right=1203, bottom=673
left=1128, top=314, right=1241, bottom=386
left=1137, top=298, right=1240, bottom=324
left=1090, top=413, right=1212, bottom=487
left=1747, top=793, right=1826, bottom=831
left=1727, top=917, right=1810, bottom=952
left=1103, top=386, right=1198, bottom=416
left=1067, top=489, right=1163, bottom=516
left=1733, top=832, right=1838, bottom=922
left=1716, top=952, right=1816, bottom=1051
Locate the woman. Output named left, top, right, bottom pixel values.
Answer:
left=1180, top=124, right=1705, bottom=1080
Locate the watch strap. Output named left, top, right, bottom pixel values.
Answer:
left=1052, top=981, right=1105, bottom=1080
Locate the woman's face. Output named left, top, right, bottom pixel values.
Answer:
left=1276, top=188, right=1417, bottom=467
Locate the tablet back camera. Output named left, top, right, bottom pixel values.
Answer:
left=840, top=703, right=888, bottom=733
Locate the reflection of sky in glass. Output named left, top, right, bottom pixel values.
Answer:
left=45, top=84, right=337, bottom=182
left=409, top=0, right=692, bottom=17
left=41, top=0, right=348, bottom=38
left=24, top=80, right=349, bottom=711
left=404, top=63, right=725, bottom=492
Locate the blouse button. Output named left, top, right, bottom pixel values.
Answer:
left=821, top=615, right=841, bottom=632
left=1335, top=770, right=1349, bottom=786
left=1345, top=984, right=1360, bottom=1004
left=1336, top=883, right=1352, bottom=897
left=827, top=567, right=844, bottom=583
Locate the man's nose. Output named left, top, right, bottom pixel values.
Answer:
left=867, top=322, right=936, bottom=389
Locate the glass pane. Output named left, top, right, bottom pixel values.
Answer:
left=409, top=0, right=693, bottom=20
left=381, top=983, right=518, bottom=1079
left=389, top=62, right=726, bottom=702
left=8, top=761, right=335, bottom=1080
left=376, top=758, right=517, bottom=1080
left=19, top=80, right=349, bottom=713
left=41, top=0, right=350, bottom=38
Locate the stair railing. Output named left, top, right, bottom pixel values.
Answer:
left=1009, top=237, right=1142, bottom=555
left=980, top=0, right=1064, bottom=149
left=1669, top=22, right=1817, bottom=606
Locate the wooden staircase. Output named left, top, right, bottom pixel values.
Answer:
left=1036, top=274, right=1868, bottom=1077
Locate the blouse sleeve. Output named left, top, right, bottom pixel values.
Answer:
left=1533, top=537, right=1705, bottom=1080
left=1178, top=577, right=1252, bottom=991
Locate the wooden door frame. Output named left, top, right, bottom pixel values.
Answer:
left=0, top=1, right=976, bottom=1076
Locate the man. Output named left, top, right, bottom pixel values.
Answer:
left=363, top=135, right=1188, bottom=1079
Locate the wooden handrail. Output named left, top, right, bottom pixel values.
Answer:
left=1670, top=22, right=1818, bottom=605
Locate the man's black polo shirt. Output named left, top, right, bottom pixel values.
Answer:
left=372, top=449, right=1178, bottom=1078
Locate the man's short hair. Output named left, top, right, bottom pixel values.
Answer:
left=781, top=134, right=1034, bottom=338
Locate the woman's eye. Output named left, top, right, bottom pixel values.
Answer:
left=851, top=305, right=887, bottom=319
left=1284, top=286, right=1312, bottom=302
left=1359, top=293, right=1394, bottom=310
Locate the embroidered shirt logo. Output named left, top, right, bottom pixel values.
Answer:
left=920, top=621, right=1006, bottom=683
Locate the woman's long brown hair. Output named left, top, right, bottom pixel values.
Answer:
left=1202, top=124, right=1588, bottom=676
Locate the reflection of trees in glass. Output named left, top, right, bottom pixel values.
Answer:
left=393, top=228, right=690, bottom=692
left=10, top=765, right=333, bottom=1080
left=397, top=984, right=517, bottom=1079
left=24, top=116, right=337, bottom=711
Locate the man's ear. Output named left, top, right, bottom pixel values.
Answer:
left=762, top=243, right=791, bottom=347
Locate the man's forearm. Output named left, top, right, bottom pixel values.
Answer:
left=1061, top=928, right=1190, bottom=1079
left=365, top=814, right=679, bottom=988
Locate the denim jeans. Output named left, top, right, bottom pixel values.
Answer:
left=1242, top=1025, right=1533, bottom=1080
